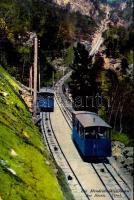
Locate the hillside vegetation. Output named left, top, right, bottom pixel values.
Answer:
left=69, top=42, right=134, bottom=145
left=0, top=0, right=97, bottom=87
left=0, top=66, right=65, bottom=200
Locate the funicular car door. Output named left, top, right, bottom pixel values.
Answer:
left=89, top=128, right=100, bottom=157
left=92, top=140, right=98, bottom=156
left=92, top=127, right=111, bottom=157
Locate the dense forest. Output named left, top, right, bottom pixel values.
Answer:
left=0, top=0, right=97, bottom=86
left=103, top=26, right=134, bottom=64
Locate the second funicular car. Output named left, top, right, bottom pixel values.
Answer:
left=37, top=87, right=54, bottom=112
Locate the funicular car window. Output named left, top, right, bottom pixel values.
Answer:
left=85, top=127, right=96, bottom=139
left=98, top=127, right=108, bottom=138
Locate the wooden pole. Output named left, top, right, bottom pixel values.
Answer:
left=38, top=39, right=41, bottom=92
left=33, top=36, right=38, bottom=117
left=29, top=65, right=33, bottom=95
left=39, top=65, right=40, bottom=92
left=132, top=3, right=134, bottom=88
left=52, top=71, right=54, bottom=89
left=29, top=67, right=31, bottom=89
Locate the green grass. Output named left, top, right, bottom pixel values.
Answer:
left=64, top=46, right=74, bottom=67
left=0, top=66, right=65, bottom=200
left=0, top=67, right=20, bottom=91
left=112, top=131, right=132, bottom=146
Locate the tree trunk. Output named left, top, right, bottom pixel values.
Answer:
left=22, top=61, right=25, bottom=80
left=119, top=104, right=124, bottom=133
left=113, top=101, right=121, bottom=130
left=119, top=93, right=131, bottom=133
left=109, top=85, right=118, bottom=123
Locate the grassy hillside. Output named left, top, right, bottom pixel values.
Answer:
left=0, top=66, right=65, bottom=200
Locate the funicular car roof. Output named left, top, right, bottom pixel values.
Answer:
left=39, top=87, right=54, bottom=94
left=73, top=111, right=111, bottom=128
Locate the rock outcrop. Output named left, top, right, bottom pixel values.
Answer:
left=112, top=141, right=134, bottom=176
left=53, top=0, right=100, bottom=18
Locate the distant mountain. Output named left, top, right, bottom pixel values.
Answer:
left=106, top=0, right=132, bottom=4
left=53, top=0, right=105, bottom=19
left=109, top=0, right=133, bottom=26
left=53, top=0, right=94, bottom=16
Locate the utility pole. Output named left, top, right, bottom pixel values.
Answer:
left=38, top=65, right=40, bottom=92
left=29, top=65, right=33, bottom=95
left=38, top=39, right=41, bottom=92
left=52, top=71, right=55, bottom=89
left=33, top=36, right=38, bottom=117
left=132, top=0, right=134, bottom=88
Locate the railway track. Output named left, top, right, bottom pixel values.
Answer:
left=54, top=74, right=132, bottom=200
left=55, top=74, right=73, bottom=127
left=40, top=111, right=91, bottom=200
left=92, top=163, right=131, bottom=200
left=55, top=93, right=72, bottom=128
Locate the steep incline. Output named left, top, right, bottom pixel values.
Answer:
left=0, top=67, right=64, bottom=200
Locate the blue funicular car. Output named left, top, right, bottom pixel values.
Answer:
left=72, top=111, right=112, bottom=158
left=37, top=87, right=54, bottom=112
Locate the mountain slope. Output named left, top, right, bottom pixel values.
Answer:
left=53, top=0, right=105, bottom=20
left=54, top=0, right=95, bottom=16
left=0, top=66, right=64, bottom=200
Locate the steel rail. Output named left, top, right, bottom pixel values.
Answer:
left=41, top=111, right=91, bottom=200
left=55, top=75, right=132, bottom=200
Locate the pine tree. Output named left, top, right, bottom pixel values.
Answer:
left=70, top=42, right=98, bottom=111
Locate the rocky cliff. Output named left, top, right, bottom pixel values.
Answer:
left=53, top=0, right=103, bottom=18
